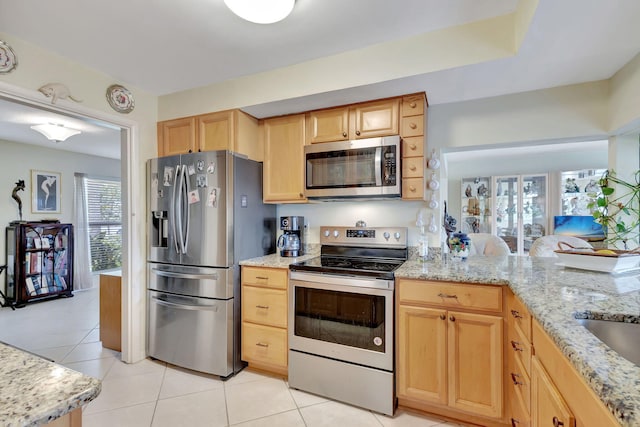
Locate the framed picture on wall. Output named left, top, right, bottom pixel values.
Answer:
left=31, top=170, right=61, bottom=214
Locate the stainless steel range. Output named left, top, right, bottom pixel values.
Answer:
left=288, top=224, right=407, bottom=416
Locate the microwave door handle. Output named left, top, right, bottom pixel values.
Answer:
left=171, top=165, right=181, bottom=254
left=375, top=146, right=383, bottom=186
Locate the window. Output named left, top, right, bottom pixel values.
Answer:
left=86, top=177, right=122, bottom=272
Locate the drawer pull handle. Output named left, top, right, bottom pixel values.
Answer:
left=510, top=372, right=523, bottom=386
left=438, top=293, right=458, bottom=299
left=255, top=305, right=269, bottom=309
left=255, top=276, right=269, bottom=280
left=511, top=418, right=520, bottom=427
left=409, top=123, right=417, bottom=129
left=255, top=342, right=269, bottom=348
left=553, top=416, right=564, bottom=427
left=511, top=340, right=523, bottom=352
left=510, top=309, right=523, bottom=319
left=439, top=314, right=446, bottom=320
left=449, top=315, right=456, bottom=322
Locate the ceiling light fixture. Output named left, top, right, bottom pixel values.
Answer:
left=224, top=0, right=295, bottom=24
left=30, top=123, right=81, bottom=142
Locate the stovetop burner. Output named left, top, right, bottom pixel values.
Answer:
left=289, top=255, right=405, bottom=279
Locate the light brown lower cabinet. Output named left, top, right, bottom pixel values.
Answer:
left=531, top=356, right=575, bottom=427
left=396, top=279, right=504, bottom=426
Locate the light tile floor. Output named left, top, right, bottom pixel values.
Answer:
left=0, top=286, right=466, bottom=427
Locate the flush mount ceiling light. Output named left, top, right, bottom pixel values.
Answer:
left=30, top=123, right=81, bottom=142
left=224, top=0, right=295, bottom=24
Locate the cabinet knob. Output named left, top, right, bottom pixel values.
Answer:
left=449, top=315, right=455, bottom=322
left=355, top=130, right=361, bottom=136
left=409, top=186, right=416, bottom=192
left=299, top=193, right=304, bottom=198
left=342, top=132, right=347, bottom=137
left=188, top=149, right=193, bottom=153
left=439, top=314, right=446, bottom=320
left=552, top=416, right=564, bottom=427
left=409, top=144, right=417, bottom=150
left=409, top=123, right=417, bottom=129
left=409, top=102, right=417, bottom=108
left=510, top=309, right=523, bottom=319
left=409, top=165, right=417, bottom=171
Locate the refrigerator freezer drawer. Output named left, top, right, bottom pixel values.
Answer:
left=148, top=263, right=232, bottom=299
left=147, top=290, right=233, bottom=376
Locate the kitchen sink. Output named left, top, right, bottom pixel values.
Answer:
left=576, top=318, right=640, bottom=367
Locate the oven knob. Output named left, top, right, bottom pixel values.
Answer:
left=394, top=232, right=401, bottom=240
left=323, top=230, right=330, bottom=238
left=333, top=230, right=340, bottom=238
left=383, top=232, right=390, bottom=240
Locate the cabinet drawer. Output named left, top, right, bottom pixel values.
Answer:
left=242, top=322, right=287, bottom=368
left=242, top=266, right=287, bottom=289
left=508, top=321, right=532, bottom=376
left=242, top=286, right=287, bottom=328
left=507, top=379, right=531, bottom=427
left=398, top=279, right=503, bottom=313
left=401, top=95, right=425, bottom=117
left=401, top=116, right=424, bottom=138
left=508, top=352, right=531, bottom=414
left=402, top=178, right=424, bottom=199
left=402, top=136, right=424, bottom=158
left=508, top=292, right=532, bottom=341
left=402, top=157, right=424, bottom=178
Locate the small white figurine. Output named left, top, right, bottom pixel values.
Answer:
left=38, top=83, right=82, bottom=104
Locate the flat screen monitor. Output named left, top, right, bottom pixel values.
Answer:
left=553, top=215, right=605, bottom=240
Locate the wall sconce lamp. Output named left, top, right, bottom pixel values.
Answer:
left=30, top=123, right=81, bottom=142
left=224, top=0, right=295, bottom=24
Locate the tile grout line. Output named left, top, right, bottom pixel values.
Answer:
left=148, top=363, right=168, bottom=427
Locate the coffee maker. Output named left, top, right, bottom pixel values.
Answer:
left=278, top=216, right=304, bottom=257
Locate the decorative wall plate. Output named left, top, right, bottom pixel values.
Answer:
left=106, top=84, right=135, bottom=113
left=0, top=40, right=17, bottom=74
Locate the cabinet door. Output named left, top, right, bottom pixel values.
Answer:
left=197, top=111, right=232, bottom=152
left=351, top=99, right=399, bottom=139
left=263, top=114, right=307, bottom=203
left=531, top=357, right=575, bottom=427
left=397, top=305, right=447, bottom=405
left=447, top=311, right=503, bottom=418
left=158, top=117, right=196, bottom=156
left=306, top=107, right=349, bottom=144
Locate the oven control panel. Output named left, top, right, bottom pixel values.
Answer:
left=320, top=226, right=407, bottom=248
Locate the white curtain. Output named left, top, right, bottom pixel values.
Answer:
left=73, top=173, right=93, bottom=290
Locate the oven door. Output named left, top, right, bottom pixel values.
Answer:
left=289, top=271, right=394, bottom=371
left=304, top=136, right=400, bottom=198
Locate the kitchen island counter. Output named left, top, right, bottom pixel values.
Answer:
left=239, top=251, right=319, bottom=268
left=396, top=256, right=640, bottom=427
left=0, top=341, right=101, bottom=426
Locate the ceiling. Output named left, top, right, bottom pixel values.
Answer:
left=1, top=0, right=640, bottom=159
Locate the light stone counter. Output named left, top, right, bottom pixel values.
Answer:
left=0, top=342, right=101, bottom=426
left=396, top=256, right=640, bottom=427
left=239, top=251, right=319, bottom=268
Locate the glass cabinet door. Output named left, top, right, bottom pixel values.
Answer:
left=494, top=176, right=519, bottom=254
left=460, top=177, right=492, bottom=234
left=522, top=174, right=548, bottom=254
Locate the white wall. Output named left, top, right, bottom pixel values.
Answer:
left=0, top=139, right=121, bottom=262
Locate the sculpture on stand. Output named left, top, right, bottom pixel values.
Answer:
left=11, top=179, right=26, bottom=223
left=443, top=201, right=457, bottom=250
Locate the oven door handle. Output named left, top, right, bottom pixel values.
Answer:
left=289, top=274, right=393, bottom=295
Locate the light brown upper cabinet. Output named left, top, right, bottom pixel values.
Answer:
left=157, top=110, right=261, bottom=161
left=262, top=114, right=307, bottom=203
left=306, top=98, right=400, bottom=144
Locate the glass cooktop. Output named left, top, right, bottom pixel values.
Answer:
left=289, top=255, right=405, bottom=279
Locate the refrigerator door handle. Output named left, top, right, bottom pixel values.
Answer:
left=171, top=165, right=181, bottom=254
left=176, top=164, right=186, bottom=254
left=182, top=163, right=191, bottom=254
left=151, top=295, right=220, bottom=312
left=151, top=268, right=219, bottom=281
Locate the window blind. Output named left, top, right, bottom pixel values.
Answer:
left=86, top=177, right=122, bottom=272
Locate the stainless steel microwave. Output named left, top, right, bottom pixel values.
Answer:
left=304, top=135, right=401, bottom=199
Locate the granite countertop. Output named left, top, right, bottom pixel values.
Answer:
left=0, top=342, right=101, bottom=426
left=239, top=251, right=319, bottom=268
left=396, top=256, right=640, bottom=427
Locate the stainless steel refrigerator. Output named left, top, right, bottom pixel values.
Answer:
left=146, top=151, right=276, bottom=378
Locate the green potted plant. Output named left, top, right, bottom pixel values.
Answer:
left=588, top=169, right=640, bottom=250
